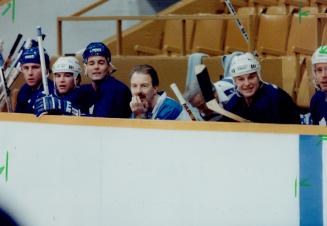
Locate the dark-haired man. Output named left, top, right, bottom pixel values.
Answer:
left=129, top=64, right=190, bottom=120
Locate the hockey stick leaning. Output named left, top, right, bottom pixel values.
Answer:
left=170, top=83, right=197, bottom=121
left=0, top=67, right=13, bottom=112
left=195, top=64, right=250, bottom=122
left=36, top=26, right=49, bottom=96
left=224, top=0, right=258, bottom=56
left=2, top=33, right=23, bottom=71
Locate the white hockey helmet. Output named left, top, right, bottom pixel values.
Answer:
left=312, top=46, right=327, bottom=65
left=229, top=52, right=261, bottom=78
left=52, top=56, right=81, bottom=79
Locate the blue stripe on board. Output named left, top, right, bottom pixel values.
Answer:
left=299, top=135, right=323, bottom=226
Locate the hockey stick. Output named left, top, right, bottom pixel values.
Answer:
left=224, top=0, right=258, bottom=56
left=0, top=39, right=35, bottom=105
left=170, top=83, right=197, bottom=121
left=195, top=64, right=250, bottom=122
left=36, top=26, right=49, bottom=95
left=224, top=0, right=249, bottom=43
left=0, top=67, right=12, bottom=112
left=2, top=33, right=23, bottom=71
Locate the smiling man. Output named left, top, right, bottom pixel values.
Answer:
left=81, top=42, right=131, bottom=118
left=223, top=52, right=300, bottom=124
left=310, top=46, right=327, bottom=125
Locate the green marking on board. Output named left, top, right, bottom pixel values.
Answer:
left=1, top=0, right=15, bottom=22
left=300, top=178, right=311, bottom=187
left=295, top=177, right=298, bottom=198
left=1, top=2, right=11, bottom=16
left=5, top=151, right=8, bottom=181
left=0, top=166, right=4, bottom=176
left=11, top=0, right=15, bottom=22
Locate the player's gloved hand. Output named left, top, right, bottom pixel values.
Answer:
left=34, top=95, right=81, bottom=117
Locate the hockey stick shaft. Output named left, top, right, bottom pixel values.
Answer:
left=36, top=26, right=49, bottom=96
left=224, top=0, right=250, bottom=43
left=5, top=38, right=33, bottom=78
left=0, top=67, right=13, bottom=112
left=3, top=33, right=23, bottom=71
left=170, top=83, right=197, bottom=121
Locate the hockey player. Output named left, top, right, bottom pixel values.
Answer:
left=81, top=42, right=131, bottom=118
left=310, top=46, right=327, bottom=125
left=223, top=52, right=300, bottom=124
left=184, top=78, right=235, bottom=121
left=34, top=56, right=89, bottom=116
left=15, top=46, right=54, bottom=114
left=183, top=52, right=238, bottom=121
left=129, top=64, right=190, bottom=120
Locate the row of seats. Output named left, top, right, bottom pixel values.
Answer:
left=134, top=6, right=326, bottom=58
left=220, top=0, right=327, bottom=7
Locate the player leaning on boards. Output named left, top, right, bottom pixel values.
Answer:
left=183, top=53, right=239, bottom=121
left=15, top=46, right=55, bottom=114
left=34, top=56, right=89, bottom=116
left=310, top=46, right=327, bottom=125
left=221, top=52, right=300, bottom=124
left=81, top=42, right=131, bottom=118
left=129, top=64, right=190, bottom=120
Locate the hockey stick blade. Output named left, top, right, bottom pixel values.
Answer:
left=195, top=64, right=250, bottom=122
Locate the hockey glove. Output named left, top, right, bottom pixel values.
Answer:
left=34, top=95, right=81, bottom=117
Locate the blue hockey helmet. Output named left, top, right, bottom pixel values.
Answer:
left=82, top=42, right=111, bottom=64
left=19, top=46, right=50, bottom=69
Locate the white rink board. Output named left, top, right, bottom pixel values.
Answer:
left=0, top=120, right=299, bottom=226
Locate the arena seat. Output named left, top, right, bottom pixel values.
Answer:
left=134, top=20, right=195, bottom=56
left=256, top=6, right=291, bottom=56
left=224, top=7, right=263, bottom=53
left=249, top=0, right=279, bottom=6
left=287, top=12, right=320, bottom=56
left=191, top=19, right=226, bottom=56
left=282, top=0, right=310, bottom=6
left=220, top=0, right=249, bottom=8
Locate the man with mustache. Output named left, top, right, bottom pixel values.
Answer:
left=223, top=52, right=300, bottom=124
left=129, top=64, right=190, bottom=120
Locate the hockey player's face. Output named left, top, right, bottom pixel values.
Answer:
left=21, top=63, right=43, bottom=88
left=190, top=93, right=212, bottom=116
left=130, top=72, right=157, bottom=107
left=234, top=72, right=260, bottom=99
left=314, top=63, right=327, bottom=92
left=54, top=72, right=75, bottom=95
left=85, top=56, right=111, bottom=81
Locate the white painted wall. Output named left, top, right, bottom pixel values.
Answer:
left=0, top=119, right=300, bottom=226
left=0, top=0, right=155, bottom=57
